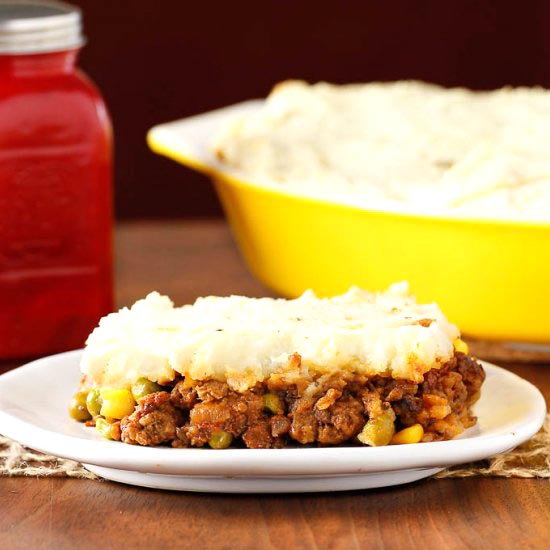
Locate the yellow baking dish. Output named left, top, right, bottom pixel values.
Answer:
left=148, top=101, right=550, bottom=343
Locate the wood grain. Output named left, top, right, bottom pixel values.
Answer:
left=1, top=220, right=549, bottom=550
left=1, top=477, right=549, bottom=550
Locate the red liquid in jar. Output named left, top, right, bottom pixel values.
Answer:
left=0, top=50, right=113, bottom=359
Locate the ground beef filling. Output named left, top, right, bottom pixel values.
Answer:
left=120, top=392, right=183, bottom=446
left=115, top=352, right=484, bottom=448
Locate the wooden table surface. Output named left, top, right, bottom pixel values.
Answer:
left=1, top=220, right=549, bottom=550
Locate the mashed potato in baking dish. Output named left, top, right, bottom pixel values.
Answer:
left=81, top=283, right=459, bottom=391
left=212, top=80, right=550, bottom=221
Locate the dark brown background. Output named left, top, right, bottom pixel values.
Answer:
left=72, top=0, right=550, bottom=219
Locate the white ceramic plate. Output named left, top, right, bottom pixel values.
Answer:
left=0, top=350, right=545, bottom=493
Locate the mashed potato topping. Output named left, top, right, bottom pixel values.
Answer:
left=81, top=283, right=459, bottom=391
left=213, top=80, right=550, bottom=221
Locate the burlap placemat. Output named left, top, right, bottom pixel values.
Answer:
left=1, top=413, right=548, bottom=481
left=0, top=434, right=98, bottom=479
left=435, top=412, right=550, bottom=479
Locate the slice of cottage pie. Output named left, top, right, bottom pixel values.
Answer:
left=69, top=283, right=485, bottom=449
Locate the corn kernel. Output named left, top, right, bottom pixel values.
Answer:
left=357, top=408, right=396, bottom=446
left=390, top=424, right=424, bottom=445
left=453, top=337, right=469, bottom=355
left=100, top=389, right=135, bottom=419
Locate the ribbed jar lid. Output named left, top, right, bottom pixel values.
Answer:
left=0, top=1, right=84, bottom=54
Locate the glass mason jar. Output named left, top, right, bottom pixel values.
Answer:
left=0, top=1, right=113, bottom=359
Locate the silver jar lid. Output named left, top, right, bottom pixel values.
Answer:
left=0, top=1, right=84, bottom=54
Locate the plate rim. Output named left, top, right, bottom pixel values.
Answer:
left=0, top=350, right=546, bottom=477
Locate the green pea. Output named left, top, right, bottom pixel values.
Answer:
left=95, top=417, right=113, bottom=440
left=208, top=431, right=233, bottom=449
left=263, top=392, right=283, bottom=414
left=69, top=391, right=92, bottom=422
left=86, top=388, right=103, bottom=417
left=131, top=377, right=162, bottom=401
